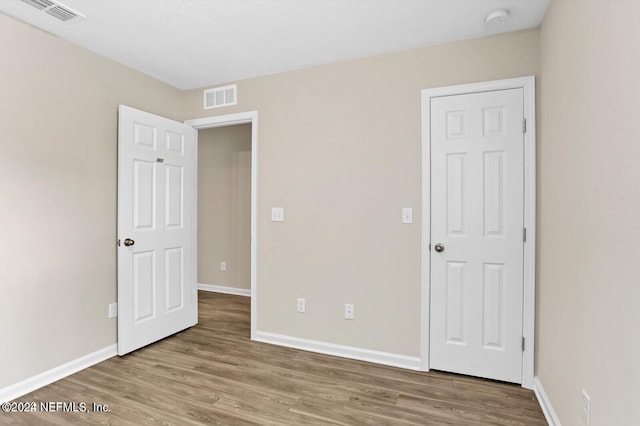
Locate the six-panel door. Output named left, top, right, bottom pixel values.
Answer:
left=118, top=105, right=197, bottom=356
left=430, top=89, right=525, bottom=383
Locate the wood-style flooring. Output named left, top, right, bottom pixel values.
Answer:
left=2, top=292, right=547, bottom=425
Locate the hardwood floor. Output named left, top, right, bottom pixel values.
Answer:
left=2, top=292, right=546, bottom=425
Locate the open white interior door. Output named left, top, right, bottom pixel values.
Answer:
left=117, top=105, right=197, bottom=356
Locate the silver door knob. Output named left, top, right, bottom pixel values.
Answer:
left=434, top=243, right=445, bottom=253
left=124, top=238, right=135, bottom=247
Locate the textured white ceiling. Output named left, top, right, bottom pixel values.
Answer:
left=0, top=0, right=550, bottom=90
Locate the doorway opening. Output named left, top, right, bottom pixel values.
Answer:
left=186, top=112, right=259, bottom=340
left=197, top=124, right=252, bottom=297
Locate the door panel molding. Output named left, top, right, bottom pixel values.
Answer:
left=420, top=76, right=536, bottom=389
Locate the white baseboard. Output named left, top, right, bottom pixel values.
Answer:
left=198, top=283, right=251, bottom=297
left=254, top=331, right=422, bottom=371
left=0, top=344, right=117, bottom=403
left=533, top=376, right=561, bottom=426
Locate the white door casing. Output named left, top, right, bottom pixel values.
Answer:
left=117, top=105, right=197, bottom=356
left=185, top=112, right=259, bottom=341
left=430, top=89, right=524, bottom=383
left=421, top=77, right=536, bottom=388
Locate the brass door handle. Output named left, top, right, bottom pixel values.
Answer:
left=434, top=243, right=445, bottom=253
left=124, top=238, right=135, bottom=247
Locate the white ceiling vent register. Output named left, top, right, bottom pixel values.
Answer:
left=19, top=0, right=85, bottom=22
left=204, top=85, right=237, bottom=110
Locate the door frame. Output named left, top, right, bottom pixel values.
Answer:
left=185, top=111, right=259, bottom=340
left=420, top=76, right=536, bottom=389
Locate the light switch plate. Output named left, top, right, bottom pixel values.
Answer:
left=402, top=208, right=413, bottom=224
left=271, top=207, right=284, bottom=222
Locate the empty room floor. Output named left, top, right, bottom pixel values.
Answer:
left=1, top=292, right=546, bottom=425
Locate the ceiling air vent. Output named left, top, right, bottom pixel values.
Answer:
left=19, top=0, right=54, bottom=10
left=45, top=5, right=81, bottom=21
left=19, top=0, right=85, bottom=22
left=204, top=85, right=237, bottom=110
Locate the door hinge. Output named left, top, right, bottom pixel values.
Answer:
left=522, top=118, right=527, bottom=134
left=522, top=337, right=526, bottom=352
left=523, top=227, right=527, bottom=242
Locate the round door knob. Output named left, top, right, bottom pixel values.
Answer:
left=434, top=243, right=445, bottom=253
left=124, top=238, right=135, bottom=247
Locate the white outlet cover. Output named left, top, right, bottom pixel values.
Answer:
left=108, top=303, right=118, bottom=318
left=297, top=297, right=306, bottom=313
left=581, top=390, right=591, bottom=425
left=345, top=303, right=355, bottom=320
left=271, top=207, right=284, bottom=222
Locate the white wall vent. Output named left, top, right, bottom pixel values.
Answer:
left=19, top=0, right=85, bottom=22
left=204, top=85, right=237, bottom=110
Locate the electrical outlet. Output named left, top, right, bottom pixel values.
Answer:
left=581, top=390, right=591, bottom=425
left=297, top=298, right=306, bottom=313
left=220, top=261, right=227, bottom=271
left=271, top=207, right=284, bottom=222
left=108, top=302, right=118, bottom=319
left=345, top=303, right=355, bottom=320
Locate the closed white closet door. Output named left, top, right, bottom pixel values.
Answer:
left=430, top=88, right=524, bottom=383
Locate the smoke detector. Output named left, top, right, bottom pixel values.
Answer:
left=485, top=9, right=510, bottom=25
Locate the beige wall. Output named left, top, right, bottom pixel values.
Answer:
left=184, top=30, right=539, bottom=355
left=198, top=124, right=252, bottom=289
left=0, top=13, right=184, bottom=388
left=538, top=0, right=640, bottom=424
left=1, top=8, right=550, bottom=402
left=4, top=2, right=638, bottom=420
